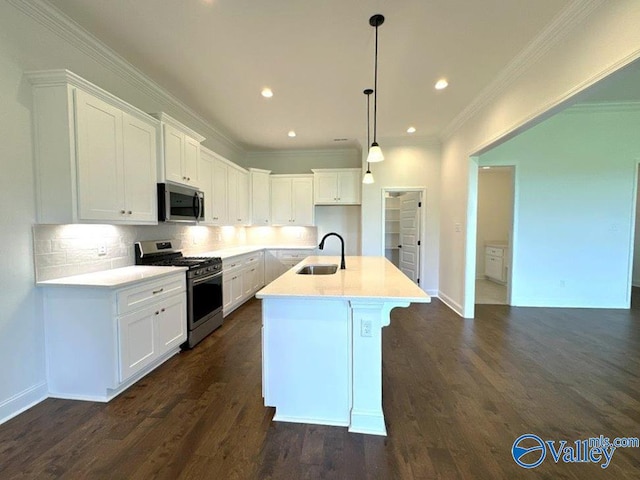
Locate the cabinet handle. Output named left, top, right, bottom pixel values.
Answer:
left=155, top=311, right=160, bottom=315
left=187, top=177, right=191, bottom=181
left=120, top=210, right=126, bottom=214
left=213, top=216, right=218, bottom=220
left=232, top=276, right=238, bottom=280
left=161, top=308, right=165, bottom=312
left=251, top=268, right=255, bottom=272
left=152, top=288, right=164, bottom=294
left=127, top=211, right=132, bottom=215
left=237, top=218, right=242, bottom=221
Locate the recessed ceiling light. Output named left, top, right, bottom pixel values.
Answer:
left=435, top=79, right=449, bottom=90
left=261, top=88, right=273, bottom=98
left=407, top=126, right=416, bottom=134
left=288, top=130, right=296, bottom=138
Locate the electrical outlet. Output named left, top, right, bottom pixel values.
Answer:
left=97, top=243, right=107, bottom=256
left=361, top=320, right=372, bottom=337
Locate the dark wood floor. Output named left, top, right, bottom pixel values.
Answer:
left=2, top=296, right=640, bottom=479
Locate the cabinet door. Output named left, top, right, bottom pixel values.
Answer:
left=223, top=275, right=234, bottom=313
left=242, top=266, right=255, bottom=297
left=485, top=254, right=504, bottom=281
left=183, top=135, right=200, bottom=186
left=237, top=170, right=249, bottom=225
left=271, top=178, right=292, bottom=225
left=163, top=124, right=185, bottom=184
left=198, top=150, right=214, bottom=224
left=314, top=172, right=338, bottom=204
left=232, top=273, right=244, bottom=305
left=156, top=294, right=187, bottom=355
left=75, top=89, right=124, bottom=221
left=118, top=307, right=156, bottom=382
left=122, top=113, right=157, bottom=223
left=291, top=178, right=314, bottom=225
left=251, top=171, right=271, bottom=225
left=228, top=167, right=240, bottom=224
left=211, top=159, right=228, bottom=225
left=337, top=171, right=361, bottom=204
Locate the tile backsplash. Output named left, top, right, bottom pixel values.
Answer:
left=33, top=224, right=317, bottom=281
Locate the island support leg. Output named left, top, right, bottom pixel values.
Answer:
left=348, top=300, right=409, bottom=436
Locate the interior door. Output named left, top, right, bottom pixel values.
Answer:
left=399, top=192, right=421, bottom=283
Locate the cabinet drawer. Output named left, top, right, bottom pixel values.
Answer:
left=244, top=251, right=263, bottom=266
left=223, top=256, right=246, bottom=272
left=277, top=250, right=312, bottom=261
left=117, top=274, right=186, bottom=315
left=485, top=246, right=505, bottom=257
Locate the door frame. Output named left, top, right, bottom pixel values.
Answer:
left=380, top=187, right=427, bottom=287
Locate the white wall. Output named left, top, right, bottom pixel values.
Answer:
left=634, top=172, right=640, bottom=287
left=480, top=107, right=640, bottom=308
left=360, top=138, right=441, bottom=296
left=476, top=168, right=513, bottom=277
left=243, top=148, right=360, bottom=173
left=439, top=1, right=640, bottom=317
left=0, top=33, right=47, bottom=422
left=315, top=206, right=361, bottom=256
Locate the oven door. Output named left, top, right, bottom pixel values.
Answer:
left=188, top=271, right=223, bottom=331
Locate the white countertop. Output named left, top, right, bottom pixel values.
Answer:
left=198, top=244, right=316, bottom=259
left=256, top=256, right=431, bottom=303
left=36, top=265, right=187, bottom=288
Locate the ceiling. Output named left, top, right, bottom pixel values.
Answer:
left=50, top=0, right=573, bottom=151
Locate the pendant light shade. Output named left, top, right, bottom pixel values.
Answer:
left=367, top=143, right=384, bottom=163
left=362, top=170, right=375, bottom=184
left=368, top=14, right=385, bottom=163
left=363, top=88, right=375, bottom=184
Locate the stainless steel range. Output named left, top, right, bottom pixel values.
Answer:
left=135, top=240, right=223, bottom=349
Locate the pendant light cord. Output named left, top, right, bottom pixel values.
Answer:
left=373, top=23, right=379, bottom=144
left=366, top=90, right=371, bottom=171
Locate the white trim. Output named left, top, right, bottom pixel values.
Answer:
left=442, top=0, right=606, bottom=140
left=7, top=0, right=241, bottom=154
left=0, top=382, right=48, bottom=425
left=437, top=291, right=464, bottom=317
left=150, top=112, right=205, bottom=142
left=272, top=413, right=349, bottom=428
left=564, top=102, right=640, bottom=114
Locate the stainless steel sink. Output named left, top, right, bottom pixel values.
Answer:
left=296, top=264, right=339, bottom=275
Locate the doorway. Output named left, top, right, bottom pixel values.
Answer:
left=474, top=166, right=514, bottom=305
left=381, top=188, right=425, bottom=285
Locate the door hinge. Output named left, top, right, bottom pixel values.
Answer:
left=418, top=201, right=422, bottom=207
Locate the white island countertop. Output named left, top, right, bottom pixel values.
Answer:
left=36, top=265, right=187, bottom=288
left=256, top=256, right=430, bottom=303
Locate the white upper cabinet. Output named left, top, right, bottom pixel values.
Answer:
left=228, top=164, right=249, bottom=225
left=312, top=168, right=361, bottom=205
left=27, top=70, right=159, bottom=225
left=249, top=168, right=271, bottom=226
left=270, top=175, right=314, bottom=226
left=152, top=112, right=204, bottom=188
left=198, top=146, right=248, bottom=226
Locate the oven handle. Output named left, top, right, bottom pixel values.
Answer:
left=191, top=270, right=223, bottom=286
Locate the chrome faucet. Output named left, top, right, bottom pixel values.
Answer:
left=318, top=232, right=346, bottom=269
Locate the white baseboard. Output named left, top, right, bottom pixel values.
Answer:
left=438, top=291, right=464, bottom=317
left=0, top=382, right=48, bottom=425
left=425, top=289, right=439, bottom=297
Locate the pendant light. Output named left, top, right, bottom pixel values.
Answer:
left=362, top=88, right=374, bottom=184
left=367, top=14, right=385, bottom=163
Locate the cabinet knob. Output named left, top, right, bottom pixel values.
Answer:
left=127, top=211, right=132, bottom=215
left=187, top=177, right=191, bottom=181
left=120, top=210, right=126, bottom=214
left=161, top=308, right=165, bottom=312
left=155, top=311, right=159, bottom=315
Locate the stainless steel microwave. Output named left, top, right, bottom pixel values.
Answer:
left=157, top=183, right=205, bottom=223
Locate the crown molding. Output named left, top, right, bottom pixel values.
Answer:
left=564, top=101, right=640, bottom=114
left=441, top=0, right=606, bottom=140
left=8, top=0, right=243, bottom=155
left=246, top=148, right=360, bottom=159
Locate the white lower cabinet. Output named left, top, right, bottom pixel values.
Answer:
left=484, top=245, right=508, bottom=283
left=223, top=250, right=265, bottom=316
left=43, top=272, right=186, bottom=401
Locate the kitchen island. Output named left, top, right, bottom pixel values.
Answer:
left=255, top=255, right=431, bottom=436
